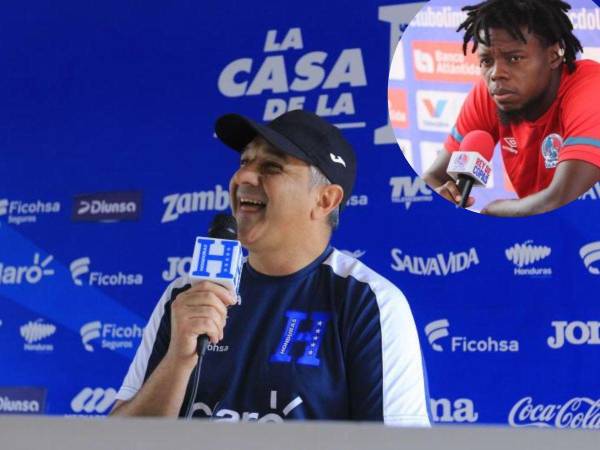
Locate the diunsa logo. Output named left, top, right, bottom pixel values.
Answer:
left=72, top=191, right=141, bottom=222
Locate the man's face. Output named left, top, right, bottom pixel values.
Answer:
left=229, top=136, right=316, bottom=252
left=477, top=27, right=558, bottom=123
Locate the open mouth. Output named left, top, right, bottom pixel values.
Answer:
left=238, top=197, right=267, bottom=212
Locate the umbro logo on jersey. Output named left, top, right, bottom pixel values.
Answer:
left=503, top=137, right=518, bottom=154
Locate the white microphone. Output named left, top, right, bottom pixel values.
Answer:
left=188, top=214, right=243, bottom=358
left=189, top=214, right=243, bottom=299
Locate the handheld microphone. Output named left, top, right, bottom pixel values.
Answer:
left=184, top=213, right=243, bottom=419
left=189, top=213, right=243, bottom=357
left=446, top=130, right=495, bottom=208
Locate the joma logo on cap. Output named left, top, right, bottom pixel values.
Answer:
left=329, top=153, right=346, bottom=167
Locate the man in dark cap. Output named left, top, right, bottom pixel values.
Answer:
left=111, top=110, right=430, bottom=426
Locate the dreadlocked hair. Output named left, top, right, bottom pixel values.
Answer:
left=457, top=0, right=583, bottom=73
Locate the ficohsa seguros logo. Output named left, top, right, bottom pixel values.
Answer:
left=80, top=321, right=142, bottom=352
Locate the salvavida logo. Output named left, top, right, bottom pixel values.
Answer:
left=505, top=241, right=552, bottom=276
left=547, top=321, right=600, bottom=349
left=0, top=198, right=60, bottom=225
left=391, top=248, right=479, bottom=276
left=509, top=397, right=600, bottom=429
left=424, top=319, right=519, bottom=353
left=71, top=387, right=116, bottom=415
left=162, top=185, right=230, bottom=223
left=0, top=253, right=54, bottom=285
left=580, top=241, right=600, bottom=275
left=20, top=319, right=56, bottom=352
left=80, top=321, right=143, bottom=352
left=191, top=390, right=303, bottom=422
left=69, top=257, right=143, bottom=286
left=431, top=398, right=479, bottom=423
left=389, top=177, right=433, bottom=209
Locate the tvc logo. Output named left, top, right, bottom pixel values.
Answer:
left=70, top=387, right=116, bottom=414
left=547, top=321, right=600, bottom=349
left=69, top=257, right=143, bottom=287
left=0, top=253, right=54, bottom=285
left=424, top=319, right=519, bottom=353
left=389, top=177, right=433, bottom=210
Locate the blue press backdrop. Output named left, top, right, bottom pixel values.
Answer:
left=0, top=0, right=599, bottom=427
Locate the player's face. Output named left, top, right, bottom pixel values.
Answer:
left=229, top=136, right=315, bottom=252
left=477, top=27, right=559, bottom=120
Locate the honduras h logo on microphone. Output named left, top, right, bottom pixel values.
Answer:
left=190, top=238, right=243, bottom=293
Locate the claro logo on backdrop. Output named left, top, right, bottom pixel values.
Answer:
left=0, top=253, right=54, bottom=285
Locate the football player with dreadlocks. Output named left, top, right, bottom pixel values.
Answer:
left=423, top=0, right=600, bottom=216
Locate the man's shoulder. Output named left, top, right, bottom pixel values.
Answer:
left=563, top=60, right=600, bottom=92
left=322, top=248, right=408, bottom=304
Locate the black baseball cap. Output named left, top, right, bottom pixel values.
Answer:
left=214, top=109, right=356, bottom=208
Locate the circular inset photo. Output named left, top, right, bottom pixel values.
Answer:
left=388, top=0, right=600, bottom=217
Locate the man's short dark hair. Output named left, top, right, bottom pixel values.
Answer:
left=458, top=0, right=583, bottom=73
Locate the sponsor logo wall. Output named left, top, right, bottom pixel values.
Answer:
left=0, top=0, right=599, bottom=426
left=389, top=0, right=600, bottom=211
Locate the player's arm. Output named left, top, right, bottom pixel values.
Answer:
left=481, top=160, right=600, bottom=217
left=110, top=282, right=235, bottom=417
left=423, top=150, right=475, bottom=208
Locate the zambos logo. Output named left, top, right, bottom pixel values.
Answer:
left=162, top=186, right=230, bottom=223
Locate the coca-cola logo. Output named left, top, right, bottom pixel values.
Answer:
left=508, top=397, right=600, bottom=429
